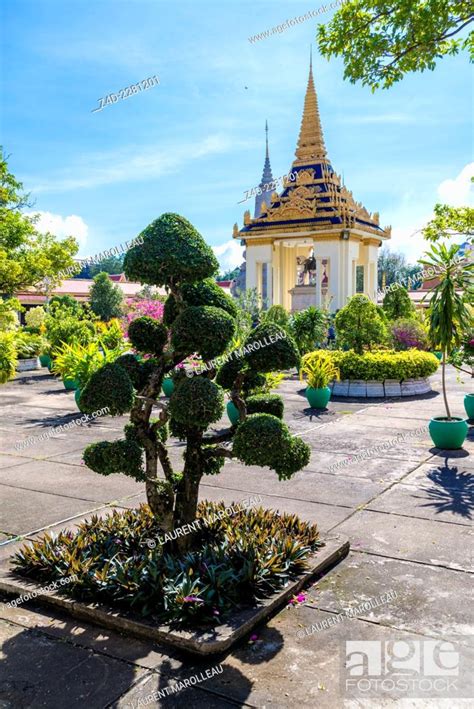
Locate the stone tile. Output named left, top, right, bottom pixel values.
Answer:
left=0, top=453, right=32, bottom=471
left=202, top=463, right=386, bottom=509
left=366, top=480, right=473, bottom=526
left=333, top=509, right=473, bottom=571
left=0, top=485, right=106, bottom=537
left=0, top=601, right=184, bottom=671
left=218, top=606, right=474, bottom=706
left=307, top=551, right=474, bottom=644
left=0, top=459, right=142, bottom=503
left=0, top=618, right=145, bottom=707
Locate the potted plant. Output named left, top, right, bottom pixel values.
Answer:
left=421, top=242, right=472, bottom=449
left=0, top=333, right=17, bottom=384
left=300, top=352, right=339, bottom=409
left=15, top=332, right=43, bottom=371
left=449, top=329, right=474, bottom=419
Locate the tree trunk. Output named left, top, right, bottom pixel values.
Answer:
left=144, top=445, right=174, bottom=531
left=173, top=431, right=203, bottom=552
left=441, top=351, right=451, bottom=420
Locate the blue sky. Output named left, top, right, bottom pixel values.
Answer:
left=1, top=0, right=472, bottom=271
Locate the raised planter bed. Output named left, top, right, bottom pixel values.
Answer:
left=16, top=357, right=41, bottom=372
left=0, top=534, right=349, bottom=655
left=331, top=377, right=432, bottom=399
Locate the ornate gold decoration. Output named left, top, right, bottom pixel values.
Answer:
left=296, top=169, right=315, bottom=185
left=293, top=54, right=328, bottom=166
left=233, top=223, right=239, bottom=237
left=244, top=210, right=251, bottom=225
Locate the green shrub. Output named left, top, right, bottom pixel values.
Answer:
left=12, top=503, right=320, bottom=625
left=215, top=355, right=266, bottom=394
left=0, top=333, right=17, bottom=384
left=261, top=305, right=290, bottom=330
left=15, top=331, right=43, bottom=359
left=383, top=286, right=416, bottom=320
left=336, top=295, right=388, bottom=354
left=83, top=439, right=145, bottom=480
left=79, top=363, right=134, bottom=415
left=171, top=305, right=235, bottom=360
left=246, top=393, right=284, bottom=419
left=324, top=349, right=439, bottom=380
left=233, top=413, right=310, bottom=479
left=177, top=279, right=237, bottom=318
left=169, top=377, right=224, bottom=429
left=288, top=306, right=327, bottom=354
left=243, top=323, right=300, bottom=373
left=124, top=213, right=219, bottom=286
left=127, top=317, right=168, bottom=355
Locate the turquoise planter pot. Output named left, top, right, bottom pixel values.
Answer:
left=227, top=401, right=240, bottom=426
left=39, top=354, right=51, bottom=368
left=63, top=377, right=79, bottom=391
left=464, top=394, right=474, bottom=420
left=306, top=386, right=331, bottom=409
left=74, top=388, right=83, bottom=411
left=432, top=351, right=443, bottom=361
left=162, top=377, right=174, bottom=397
left=429, top=416, right=468, bottom=449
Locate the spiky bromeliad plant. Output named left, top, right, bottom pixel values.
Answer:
left=80, top=213, right=308, bottom=552
left=420, top=241, right=473, bottom=419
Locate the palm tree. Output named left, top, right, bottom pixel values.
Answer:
left=420, top=242, right=473, bottom=419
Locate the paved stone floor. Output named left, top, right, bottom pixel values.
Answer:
left=0, top=367, right=472, bottom=707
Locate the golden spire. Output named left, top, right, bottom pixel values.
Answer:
left=294, top=48, right=328, bottom=165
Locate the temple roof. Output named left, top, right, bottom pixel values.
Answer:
left=234, top=56, right=391, bottom=243
left=254, top=121, right=275, bottom=218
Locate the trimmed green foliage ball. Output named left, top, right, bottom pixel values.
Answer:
left=233, top=413, right=291, bottom=469
left=244, top=323, right=300, bottom=373
left=171, top=306, right=235, bottom=360
left=79, top=363, right=134, bottom=416
left=114, top=354, right=142, bottom=388
left=83, top=439, right=145, bottom=480
left=246, top=393, right=284, bottom=419
left=123, top=213, right=219, bottom=286
left=233, top=413, right=310, bottom=480
left=275, top=437, right=310, bottom=480
left=181, top=279, right=237, bottom=317
left=169, top=377, right=224, bottom=429
left=128, top=317, right=168, bottom=355
left=215, top=355, right=265, bottom=394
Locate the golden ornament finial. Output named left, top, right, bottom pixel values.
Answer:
left=244, top=209, right=251, bottom=225
left=233, top=223, right=239, bottom=237
left=294, top=53, right=327, bottom=165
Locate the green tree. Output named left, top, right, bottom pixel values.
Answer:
left=289, top=306, right=327, bottom=355
left=421, top=242, right=473, bottom=418
left=81, top=213, right=308, bottom=553
left=89, top=254, right=124, bottom=276
left=336, top=294, right=388, bottom=353
left=383, top=285, right=416, bottom=320
left=0, top=149, right=78, bottom=294
left=318, top=0, right=474, bottom=90
left=422, top=204, right=474, bottom=242
left=89, top=272, right=124, bottom=321
left=377, top=247, right=419, bottom=288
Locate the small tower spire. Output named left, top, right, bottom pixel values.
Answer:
left=254, top=120, right=274, bottom=218
left=294, top=48, right=328, bottom=165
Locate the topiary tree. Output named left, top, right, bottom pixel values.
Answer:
left=289, top=306, right=327, bottom=355
left=336, top=294, right=388, bottom=354
left=382, top=285, right=416, bottom=320
left=89, top=272, right=124, bottom=321
left=81, top=213, right=308, bottom=552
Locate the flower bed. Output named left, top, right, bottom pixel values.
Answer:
left=326, top=349, right=439, bottom=381
left=12, top=501, right=321, bottom=629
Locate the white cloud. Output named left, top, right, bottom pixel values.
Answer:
left=31, top=211, right=89, bottom=249
left=30, top=134, right=252, bottom=194
left=212, top=239, right=244, bottom=272
left=437, top=162, right=474, bottom=206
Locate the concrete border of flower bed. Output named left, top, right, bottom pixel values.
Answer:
left=330, top=377, right=432, bottom=398
left=0, top=534, right=349, bottom=655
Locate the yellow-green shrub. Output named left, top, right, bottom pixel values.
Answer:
left=318, top=349, right=439, bottom=380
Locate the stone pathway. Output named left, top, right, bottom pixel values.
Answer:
left=0, top=367, right=472, bottom=707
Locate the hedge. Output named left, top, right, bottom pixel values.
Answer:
left=322, top=349, right=439, bottom=381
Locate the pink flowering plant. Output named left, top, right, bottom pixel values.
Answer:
left=122, top=298, right=164, bottom=337
left=391, top=318, right=429, bottom=351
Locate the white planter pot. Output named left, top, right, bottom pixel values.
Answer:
left=16, top=357, right=41, bottom=372
left=366, top=380, right=385, bottom=397
left=332, top=379, right=349, bottom=396
left=348, top=380, right=367, bottom=397
left=384, top=379, right=402, bottom=397
left=401, top=378, right=420, bottom=397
